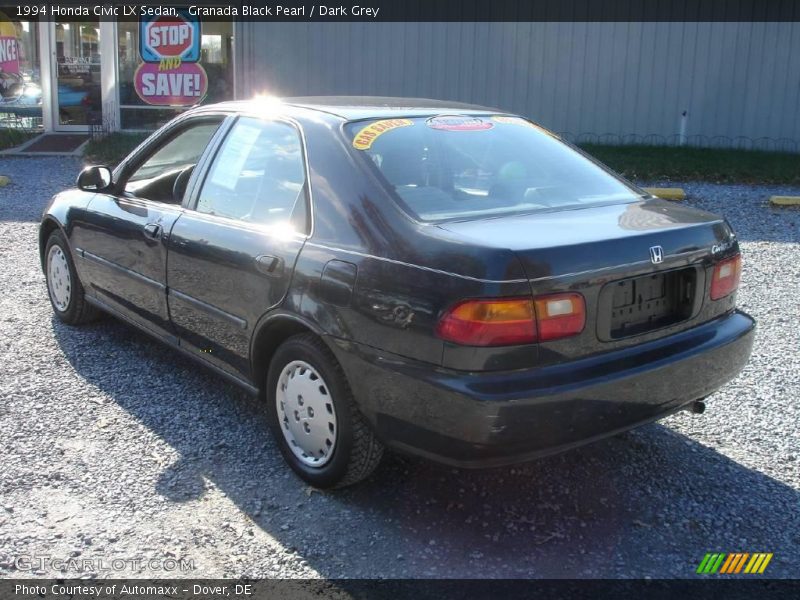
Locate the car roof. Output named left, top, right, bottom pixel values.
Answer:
left=207, top=96, right=507, bottom=121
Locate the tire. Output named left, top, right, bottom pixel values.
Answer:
left=44, top=230, right=101, bottom=325
left=265, top=333, right=384, bottom=488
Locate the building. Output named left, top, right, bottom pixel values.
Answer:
left=2, top=13, right=799, bottom=152
left=0, top=13, right=233, bottom=132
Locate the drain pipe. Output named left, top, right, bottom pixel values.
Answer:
left=679, top=110, right=688, bottom=146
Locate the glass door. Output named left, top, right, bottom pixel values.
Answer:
left=51, top=18, right=101, bottom=130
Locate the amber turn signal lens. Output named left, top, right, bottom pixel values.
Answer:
left=435, top=298, right=537, bottom=346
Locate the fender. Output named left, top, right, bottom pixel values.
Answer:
left=39, top=189, right=96, bottom=270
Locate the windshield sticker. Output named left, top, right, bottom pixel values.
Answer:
left=426, top=115, right=494, bottom=131
left=352, top=119, right=414, bottom=150
left=491, top=115, right=560, bottom=138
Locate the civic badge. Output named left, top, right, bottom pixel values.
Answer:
left=650, top=245, right=664, bottom=264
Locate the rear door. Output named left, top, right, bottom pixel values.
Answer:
left=166, top=116, right=310, bottom=380
left=75, top=116, right=225, bottom=338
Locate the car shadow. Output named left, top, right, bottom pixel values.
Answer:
left=51, top=315, right=799, bottom=578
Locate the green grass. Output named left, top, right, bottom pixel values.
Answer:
left=0, top=128, right=37, bottom=151
left=83, top=132, right=149, bottom=167
left=580, top=144, right=800, bottom=185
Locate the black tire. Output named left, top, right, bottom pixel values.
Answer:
left=44, top=230, right=101, bottom=325
left=265, top=333, right=384, bottom=488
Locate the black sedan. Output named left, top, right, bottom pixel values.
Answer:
left=40, top=97, right=755, bottom=488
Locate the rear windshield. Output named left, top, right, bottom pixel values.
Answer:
left=346, top=115, right=643, bottom=222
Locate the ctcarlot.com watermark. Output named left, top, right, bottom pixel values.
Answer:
left=13, top=554, right=195, bottom=574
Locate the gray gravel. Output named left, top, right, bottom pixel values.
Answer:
left=0, top=157, right=798, bottom=579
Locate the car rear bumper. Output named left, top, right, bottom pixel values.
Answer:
left=330, top=310, right=755, bottom=468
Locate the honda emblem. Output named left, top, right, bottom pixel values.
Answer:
left=650, top=245, right=664, bottom=264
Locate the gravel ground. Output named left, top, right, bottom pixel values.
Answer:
left=0, top=157, right=798, bottom=579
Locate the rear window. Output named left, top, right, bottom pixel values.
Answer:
left=346, top=115, right=643, bottom=222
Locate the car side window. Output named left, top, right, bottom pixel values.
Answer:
left=124, top=120, right=223, bottom=203
left=195, top=117, right=307, bottom=229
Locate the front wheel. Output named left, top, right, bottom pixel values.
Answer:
left=44, top=230, right=101, bottom=325
left=265, top=334, right=383, bottom=488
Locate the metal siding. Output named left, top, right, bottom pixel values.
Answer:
left=234, top=21, right=800, bottom=148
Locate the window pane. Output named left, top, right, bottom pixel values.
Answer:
left=197, top=118, right=306, bottom=227
left=117, top=19, right=233, bottom=130
left=0, top=16, right=43, bottom=131
left=346, top=116, right=643, bottom=222
left=125, top=121, right=221, bottom=200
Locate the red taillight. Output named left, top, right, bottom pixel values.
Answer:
left=435, top=298, right=537, bottom=346
left=710, top=254, right=742, bottom=300
left=436, top=293, right=585, bottom=346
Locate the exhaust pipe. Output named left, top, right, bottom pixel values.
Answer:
left=685, top=400, right=706, bottom=415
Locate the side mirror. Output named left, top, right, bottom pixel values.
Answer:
left=77, top=166, right=113, bottom=192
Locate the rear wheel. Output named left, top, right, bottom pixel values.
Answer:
left=266, top=334, right=383, bottom=488
left=45, top=230, right=101, bottom=325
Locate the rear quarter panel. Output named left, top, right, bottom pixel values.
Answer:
left=287, top=112, right=538, bottom=371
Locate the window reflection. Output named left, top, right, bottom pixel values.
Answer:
left=0, top=13, right=43, bottom=130
left=197, top=118, right=307, bottom=228
left=117, top=20, right=233, bottom=130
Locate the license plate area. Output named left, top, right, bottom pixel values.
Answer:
left=597, top=267, right=700, bottom=340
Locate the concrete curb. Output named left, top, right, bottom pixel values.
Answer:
left=769, top=196, right=800, bottom=206
left=642, top=187, right=686, bottom=201
left=0, top=133, right=89, bottom=157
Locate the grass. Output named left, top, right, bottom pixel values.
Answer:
left=0, top=128, right=37, bottom=151
left=580, top=144, right=800, bottom=185
left=79, top=132, right=800, bottom=184
left=83, top=132, right=149, bottom=166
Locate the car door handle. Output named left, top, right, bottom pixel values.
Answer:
left=143, top=223, right=162, bottom=240
left=255, top=254, right=284, bottom=276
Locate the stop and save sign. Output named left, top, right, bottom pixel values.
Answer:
left=139, top=13, right=200, bottom=63
left=135, top=11, right=206, bottom=106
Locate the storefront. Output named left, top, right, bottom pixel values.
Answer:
left=0, top=11, right=233, bottom=133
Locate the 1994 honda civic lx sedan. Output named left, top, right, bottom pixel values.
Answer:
left=40, top=97, right=755, bottom=487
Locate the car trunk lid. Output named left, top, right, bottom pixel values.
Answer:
left=436, top=199, right=730, bottom=282
left=436, top=199, right=737, bottom=353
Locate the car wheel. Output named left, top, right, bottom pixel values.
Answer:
left=266, top=333, right=384, bottom=488
left=45, top=230, right=101, bottom=325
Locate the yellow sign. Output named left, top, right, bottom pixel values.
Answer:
left=352, top=119, right=413, bottom=150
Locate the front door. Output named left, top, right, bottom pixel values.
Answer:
left=51, top=18, right=101, bottom=131
left=76, top=117, right=225, bottom=338
left=167, top=116, right=310, bottom=380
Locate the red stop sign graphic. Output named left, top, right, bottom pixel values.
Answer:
left=145, top=16, right=194, bottom=58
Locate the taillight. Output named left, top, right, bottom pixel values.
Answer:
left=436, top=293, right=585, bottom=346
left=533, top=293, right=587, bottom=341
left=710, top=254, right=742, bottom=300
left=435, top=298, right=537, bottom=346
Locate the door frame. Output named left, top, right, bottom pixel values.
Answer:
left=39, top=19, right=118, bottom=133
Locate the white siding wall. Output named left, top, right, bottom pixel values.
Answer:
left=235, top=22, right=800, bottom=149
